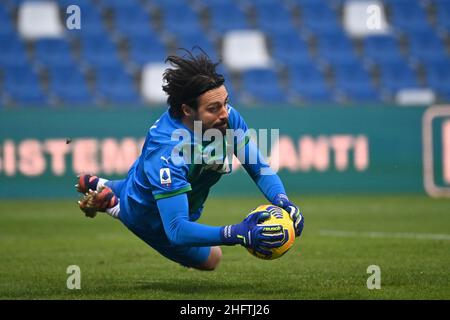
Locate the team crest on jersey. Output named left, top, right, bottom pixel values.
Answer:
left=160, top=168, right=172, bottom=186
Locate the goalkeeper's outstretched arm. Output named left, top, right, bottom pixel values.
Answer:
left=239, top=141, right=305, bottom=238
left=239, top=141, right=287, bottom=203
left=157, top=193, right=283, bottom=253
left=157, top=194, right=222, bottom=247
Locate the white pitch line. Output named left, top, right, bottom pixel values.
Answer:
left=319, top=230, right=450, bottom=241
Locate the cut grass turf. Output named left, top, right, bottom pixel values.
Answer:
left=0, top=195, right=449, bottom=299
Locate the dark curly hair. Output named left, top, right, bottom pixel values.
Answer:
left=162, top=48, right=225, bottom=118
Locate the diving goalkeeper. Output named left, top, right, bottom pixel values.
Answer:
left=76, top=50, right=304, bottom=270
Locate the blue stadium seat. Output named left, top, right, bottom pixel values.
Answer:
left=379, top=62, right=419, bottom=93
left=408, top=31, right=449, bottom=64
left=434, top=1, right=450, bottom=33
left=147, top=0, right=190, bottom=10
left=425, top=58, right=450, bottom=99
left=157, top=2, right=203, bottom=36
left=97, top=0, right=141, bottom=10
left=48, top=65, right=93, bottom=104
left=194, top=0, right=235, bottom=6
left=316, top=31, right=358, bottom=66
left=300, top=2, right=340, bottom=34
left=269, top=31, right=313, bottom=67
left=0, top=34, right=29, bottom=67
left=289, top=64, right=332, bottom=102
left=80, top=35, right=122, bottom=67
left=255, top=3, right=296, bottom=34
left=333, top=63, right=379, bottom=101
left=57, top=0, right=94, bottom=7
left=292, top=0, right=331, bottom=5
left=127, top=34, right=167, bottom=66
left=389, top=1, right=431, bottom=34
left=208, top=3, right=249, bottom=34
left=363, top=36, right=404, bottom=65
left=337, top=84, right=379, bottom=102
left=55, top=1, right=85, bottom=13
left=3, top=65, right=47, bottom=105
left=95, top=66, right=141, bottom=104
left=248, top=0, right=280, bottom=6
left=112, top=5, right=154, bottom=38
left=241, top=69, right=287, bottom=104
left=0, top=6, right=15, bottom=36
left=66, top=5, right=107, bottom=38
left=5, top=0, right=27, bottom=8
left=34, top=39, right=75, bottom=68
left=2, top=0, right=449, bottom=106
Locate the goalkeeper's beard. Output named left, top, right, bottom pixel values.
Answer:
left=194, top=114, right=229, bottom=136
left=213, top=121, right=228, bottom=135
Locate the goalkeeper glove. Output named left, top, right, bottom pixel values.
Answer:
left=273, top=194, right=304, bottom=237
left=220, top=211, right=285, bottom=256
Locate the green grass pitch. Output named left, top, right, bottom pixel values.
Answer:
left=0, top=195, right=449, bottom=299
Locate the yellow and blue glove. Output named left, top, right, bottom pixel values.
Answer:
left=273, top=194, right=304, bottom=237
left=221, top=211, right=285, bottom=256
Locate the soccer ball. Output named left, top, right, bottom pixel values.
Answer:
left=246, top=204, right=295, bottom=260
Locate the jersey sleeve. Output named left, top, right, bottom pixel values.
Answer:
left=143, top=144, right=192, bottom=200
left=157, top=194, right=223, bottom=246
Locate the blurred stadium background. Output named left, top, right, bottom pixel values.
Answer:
left=1, top=0, right=450, bottom=299
left=0, top=0, right=450, bottom=106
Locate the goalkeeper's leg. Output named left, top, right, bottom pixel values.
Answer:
left=123, top=222, right=222, bottom=271
left=76, top=174, right=126, bottom=195
left=150, top=244, right=222, bottom=271
left=76, top=174, right=107, bottom=194
left=75, top=175, right=126, bottom=218
left=197, top=246, right=222, bottom=271
left=78, top=186, right=120, bottom=219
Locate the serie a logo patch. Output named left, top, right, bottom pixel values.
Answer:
left=160, top=168, right=172, bottom=186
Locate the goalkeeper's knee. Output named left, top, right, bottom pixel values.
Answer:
left=195, top=246, right=222, bottom=271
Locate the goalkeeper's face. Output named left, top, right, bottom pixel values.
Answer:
left=195, top=85, right=229, bottom=135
